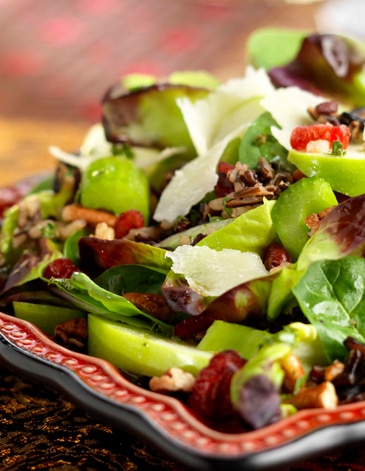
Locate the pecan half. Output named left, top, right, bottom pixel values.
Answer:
left=62, top=204, right=117, bottom=227
left=53, top=317, right=87, bottom=351
left=149, top=367, right=195, bottom=393
left=305, top=206, right=334, bottom=237
left=285, top=381, right=338, bottom=410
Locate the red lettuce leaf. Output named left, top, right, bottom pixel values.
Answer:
left=78, top=236, right=170, bottom=277
left=269, top=34, right=365, bottom=106
left=102, top=82, right=208, bottom=153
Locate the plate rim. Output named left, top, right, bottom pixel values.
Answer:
left=2, top=311, right=365, bottom=470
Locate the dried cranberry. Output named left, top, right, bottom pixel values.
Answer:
left=0, top=187, right=23, bottom=218
left=217, top=161, right=234, bottom=174
left=263, top=242, right=291, bottom=271
left=214, top=161, right=234, bottom=197
left=290, top=123, right=350, bottom=151
left=189, top=350, right=246, bottom=419
left=43, top=258, right=79, bottom=279
left=114, top=210, right=145, bottom=239
left=173, top=314, right=215, bottom=342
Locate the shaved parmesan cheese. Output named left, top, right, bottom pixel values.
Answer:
left=153, top=122, right=249, bottom=223
left=132, top=146, right=186, bottom=169
left=177, top=66, right=274, bottom=155
left=49, top=123, right=183, bottom=172
left=80, top=123, right=113, bottom=157
left=49, top=124, right=113, bottom=171
left=260, top=87, right=325, bottom=149
left=154, top=67, right=276, bottom=223
left=165, top=245, right=268, bottom=297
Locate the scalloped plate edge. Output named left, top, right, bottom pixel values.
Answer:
left=1, top=311, right=365, bottom=470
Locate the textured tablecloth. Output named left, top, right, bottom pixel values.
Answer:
left=2, top=365, right=365, bottom=471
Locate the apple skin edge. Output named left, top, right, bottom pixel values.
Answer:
left=288, top=148, right=365, bottom=198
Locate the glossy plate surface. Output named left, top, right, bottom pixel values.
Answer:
left=1, top=311, right=365, bottom=471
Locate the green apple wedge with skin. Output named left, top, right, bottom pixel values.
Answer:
left=87, top=314, right=213, bottom=377
left=79, top=156, right=150, bottom=222
left=13, top=302, right=85, bottom=336
left=288, top=146, right=365, bottom=197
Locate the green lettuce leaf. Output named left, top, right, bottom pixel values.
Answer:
left=292, top=257, right=365, bottom=361
left=197, top=198, right=276, bottom=255
left=238, top=111, right=291, bottom=171
left=247, top=28, right=307, bottom=70
left=95, top=265, right=167, bottom=295
left=46, top=272, right=172, bottom=333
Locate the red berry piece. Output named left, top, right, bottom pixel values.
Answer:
left=43, top=258, right=79, bottom=279
left=0, top=187, right=23, bottom=218
left=114, top=210, right=145, bottom=239
left=189, top=350, right=246, bottom=419
left=263, top=242, right=291, bottom=271
left=290, top=123, right=350, bottom=151
left=214, top=161, right=234, bottom=197
left=173, top=313, right=215, bottom=342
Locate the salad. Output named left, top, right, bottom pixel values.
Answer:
left=3, top=30, right=365, bottom=432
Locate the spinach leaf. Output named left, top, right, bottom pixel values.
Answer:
left=63, top=228, right=89, bottom=265
left=247, top=28, right=306, bottom=71
left=292, top=257, right=365, bottom=361
left=238, top=111, right=291, bottom=170
left=95, top=265, right=167, bottom=295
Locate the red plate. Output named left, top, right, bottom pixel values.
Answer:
left=2, top=311, right=365, bottom=470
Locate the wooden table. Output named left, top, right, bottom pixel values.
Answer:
left=0, top=117, right=88, bottom=187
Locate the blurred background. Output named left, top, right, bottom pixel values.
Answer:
left=0, top=0, right=356, bottom=184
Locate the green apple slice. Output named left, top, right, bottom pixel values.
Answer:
left=288, top=146, right=365, bottom=197
left=87, top=314, right=213, bottom=377
left=80, top=156, right=150, bottom=221
left=13, top=301, right=85, bottom=336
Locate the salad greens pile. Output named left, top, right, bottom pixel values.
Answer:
left=3, top=29, right=365, bottom=431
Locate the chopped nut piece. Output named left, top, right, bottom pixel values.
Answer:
left=206, top=158, right=293, bottom=218
left=125, top=225, right=164, bottom=243
left=281, top=354, right=305, bottom=393
left=17, top=194, right=41, bottom=228
left=263, top=242, right=291, bottom=271
left=348, top=120, right=364, bottom=144
left=54, top=318, right=87, bottom=350
left=11, top=232, right=28, bottom=248
left=308, top=101, right=338, bottom=120
left=94, top=222, right=115, bottom=240
left=229, top=205, right=258, bottom=218
left=62, top=203, right=117, bottom=227
left=305, top=206, right=334, bottom=236
left=149, top=367, right=195, bottom=393
left=324, top=360, right=345, bottom=382
left=207, top=197, right=226, bottom=213
left=286, top=381, right=338, bottom=410
left=57, top=220, right=87, bottom=239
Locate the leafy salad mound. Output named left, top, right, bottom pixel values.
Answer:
left=3, top=30, right=365, bottom=432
